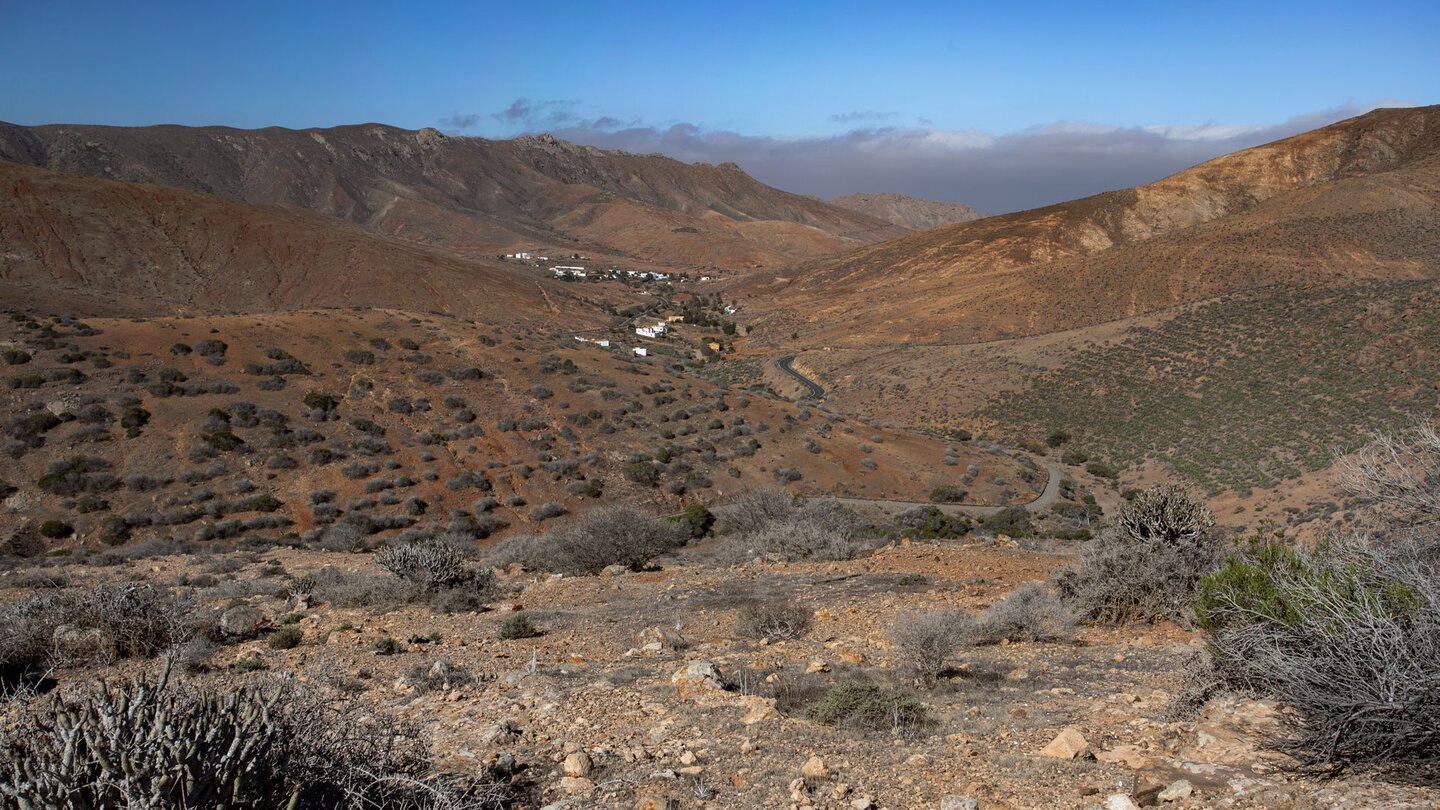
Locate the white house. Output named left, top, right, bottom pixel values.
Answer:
left=635, top=322, right=668, bottom=339
left=594, top=339, right=610, bottom=348
left=633, top=347, right=648, bottom=357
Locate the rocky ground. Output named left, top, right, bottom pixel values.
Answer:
left=6, top=535, right=1433, bottom=810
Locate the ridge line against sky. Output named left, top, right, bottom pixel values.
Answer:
left=3, top=0, right=1437, bottom=213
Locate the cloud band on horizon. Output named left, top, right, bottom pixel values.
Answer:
left=443, top=100, right=1414, bottom=214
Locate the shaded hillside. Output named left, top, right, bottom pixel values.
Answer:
left=0, top=123, right=899, bottom=269
left=743, top=105, right=1440, bottom=345
left=0, top=160, right=598, bottom=322
left=829, top=192, right=982, bottom=230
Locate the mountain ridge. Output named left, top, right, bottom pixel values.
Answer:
left=740, top=105, right=1440, bottom=346
left=0, top=121, right=903, bottom=270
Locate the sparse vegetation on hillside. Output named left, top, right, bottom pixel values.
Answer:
left=983, top=281, right=1440, bottom=494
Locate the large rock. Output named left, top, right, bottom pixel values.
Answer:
left=801, top=756, right=831, bottom=780
left=670, top=660, right=724, bottom=695
left=1039, top=726, right=1091, bottom=759
left=562, top=751, right=594, bottom=777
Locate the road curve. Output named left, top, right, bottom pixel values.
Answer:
left=833, top=462, right=1062, bottom=519
left=776, top=354, right=825, bottom=400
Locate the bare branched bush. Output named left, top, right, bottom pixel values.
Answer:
left=1197, top=533, right=1440, bottom=778
left=1, top=584, right=193, bottom=687
left=0, top=667, right=517, bottom=808
left=375, top=538, right=493, bottom=599
left=890, top=609, right=976, bottom=681
left=736, top=599, right=813, bottom=641
left=716, top=490, right=866, bottom=562
left=1051, top=484, right=1219, bottom=623
left=1336, top=419, right=1440, bottom=545
left=975, top=582, right=1073, bottom=643
left=483, top=505, right=687, bottom=575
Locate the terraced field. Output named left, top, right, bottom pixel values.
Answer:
left=980, top=280, right=1440, bottom=494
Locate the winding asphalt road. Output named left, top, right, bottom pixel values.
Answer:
left=776, top=354, right=826, bottom=400
left=773, top=354, right=1062, bottom=517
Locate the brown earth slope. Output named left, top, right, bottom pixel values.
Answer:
left=829, top=191, right=983, bottom=230
left=0, top=160, right=599, bottom=323
left=0, top=123, right=901, bottom=269
left=743, top=105, right=1440, bottom=346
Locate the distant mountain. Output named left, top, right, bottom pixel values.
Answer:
left=828, top=192, right=982, bottom=230
left=0, top=159, right=598, bottom=322
left=742, top=105, right=1440, bottom=347
left=0, top=123, right=902, bottom=269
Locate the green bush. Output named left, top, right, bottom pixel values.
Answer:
left=267, top=627, right=303, bottom=650
left=928, top=485, right=967, bottom=503
left=803, top=682, right=928, bottom=734
left=496, top=612, right=538, bottom=640
left=621, top=461, right=660, bottom=486
left=38, top=520, right=73, bottom=539
left=982, top=506, right=1033, bottom=537
left=2, top=349, right=31, bottom=365
left=1085, top=461, right=1121, bottom=479
left=894, top=505, right=970, bottom=539
left=666, top=503, right=716, bottom=538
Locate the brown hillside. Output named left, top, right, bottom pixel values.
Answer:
left=0, top=308, right=1036, bottom=552
left=0, top=160, right=602, bottom=323
left=829, top=191, right=983, bottom=230
left=742, top=105, right=1440, bottom=346
left=0, top=123, right=898, bottom=270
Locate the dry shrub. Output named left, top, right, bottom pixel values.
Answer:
left=0, top=667, right=517, bottom=808
left=483, top=505, right=686, bottom=575
left=1, top=583, right=194, bottom=687
left=736, top=599, right=813, bottom=641
left=889, top=609, right=976, bottom=681
left=976, top=582, right=1073, bottom=643
left=1198, top=532, right=1440, bottom=779
left=1051, top=484, right=1219, bottom=623
left=716, top=489, right=865, bottom=563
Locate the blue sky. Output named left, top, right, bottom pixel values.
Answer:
left=3, top=0, right=1436, bottom=212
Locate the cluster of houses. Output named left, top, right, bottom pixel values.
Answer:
left=572, top=315, right=687, bottom=358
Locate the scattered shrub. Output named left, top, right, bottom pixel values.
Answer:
left=496, top=611, right=538, bottom=640
left=736, top=599, right=813, bottom=641
left=39, top=520, right=73, bottom=539
left=890, top=609, right=975, bottom=680
left=267, top=626, right=304, bottom=649
left=1052, top=484, right=1218, bottom=623
left=486, top=504, right=687, bottom=575
left=928, top=485, right=968, bottom=504
left=1197, top=530, right=1440, bottom=777
left=976, top=582, right=1072, bottom=643
left=894, top=505, right=970, bottom=539
left=528, top=501, right=567, bottom=522
left=375, top=537, right=492, bottom=595
left=803, top=681, right=928, bottom=735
